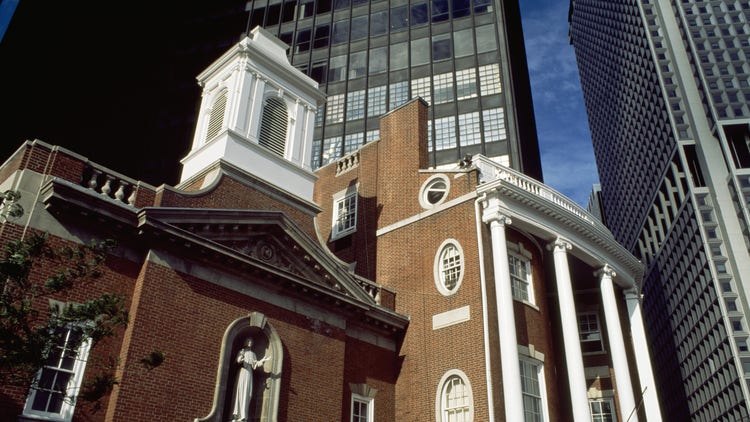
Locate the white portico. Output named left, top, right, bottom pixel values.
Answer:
left=473, top=155, right=662, bottom=422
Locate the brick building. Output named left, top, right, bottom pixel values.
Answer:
left=0, top=29, right=661, bottom=421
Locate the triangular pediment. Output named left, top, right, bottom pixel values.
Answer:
left=137, top=208, right=378, bottom=304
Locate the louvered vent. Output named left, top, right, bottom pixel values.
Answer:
left=258, top=97, right=288, bottom=157
left=205, top=91, right=227, bottom=142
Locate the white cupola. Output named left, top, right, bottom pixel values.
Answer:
left=179, top=26, right=326, bottom=201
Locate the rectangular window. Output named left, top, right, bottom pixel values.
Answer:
left=297, top=0, right=315, bottom=19
left=411, top=2, right=429, bottom=26
left=578, top=312, right=604, bottom=353
left=431, top=0, right=449, bottom=22
left=348, top=51, right=367, bottom=80
left=452, top=0, right=471, bottom=18
left=520, top=359, right=545, bottom=422
left=483, top=108, right=507, bottom=142
left=455, top=68, right=477, bottom=100
left=333, top=189, right=358, bottom=237
left=458, top=112, right=481, bottom=146
left=351, top=394, right=373, bottom=422
left=322, top=136, right=342, bottom=165
left=432, top=33, right=452, bottom=61
left=329, top=55, right=348, bottom=82
left=589, top=398, right=615, bottom=422
left=412, top=76, right=432, bottom=105
left=411, top=37, right=431, bottom=66
left=433, top=72, right=454, bottom=104
left=332, top=20, right=350, bottom=44
left=389, top=81, right=409, bottom=110
left=390, top=5, right=409, bottom=32
left=368, top=46, right=387, bottom=75
left=326, top=94, right=346, bottom=124
left=454, top=28, right=475, bottom=58
left=313, top=25, right=330, bottom=49
left=350, top=16, right=368, bottom=41
left=434, top=116, right=456, bottom=150
left=370, top=11, right=388, bottom=36
left=367, top=86, right=387, bottom=118
left=23, top=326, right=91, bottom=421
left=295, top=29, right=311, bottom=53
left=344, top=133, right=364, bottom=154
left=474, top=0, right=493, bottom=13
left=479, top=64, right=502, bottom=95
left=390, top=41, right=409, bottom=71
left=508, top=253, right=532, bottom=302
left=311, top=139, right=322, bottom=169
left=346, top=90, right=366, bottom=120
left=476, top=24, right=498, bottom=53
left=311, top=61, right=328, bottom=84
left=366, top=130, right=380, bottom=143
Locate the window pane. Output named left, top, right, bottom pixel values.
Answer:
left=411, top=37, right=430, bottom=66
left=459, top=112, right=481, bottom=146
left=371, top=11, right=388, bottom=36
left=295, top=29, right=311, bottom=53
left=390, top=42, right=409, bottom=70
left=412, top=76, right=431, bottom=105
left=348, top=51, right=367, bottom=79
left=432, top=34, right=452, bottom=61
left=411, top=2, right=429, bottom=26
left=329, top=55, right=348, bottom=82
left=351, top=16, right=368, bottom=41
left=326, top=94, right=345, bottom=124
left=322, top=136, right=342, bottom=164
left=369, top=46, right=387, bottom=74
left=434, top=116, right=456, bottom=150
left=332, top=20, right=349, bottom=44
left=431, top=0, right=449, bottom=22
left=346, top=90, right=366, bottom=120
left=454, top=28, right=475, bottom=58
left=314, top=25, right=330, bottom=49
left=433, top=72, right=454, bottom=104
left=345, top=133, right=364, bottom=153
left=391, top=5, right=409, bottom=32
left=452, top=0, right=471, bottom=18
left=483, top=108, right=506, bottom=142
left=368, top=86, right=387, bottom=118
left=440, top=244, right=461, bottom=290
left=476, top=24, right=498, bottom=53
left=389, top=81, right=409, bottom=110
left=479, top=64, right=502, bottom=95
left=455, top=68, right=477, bottom=100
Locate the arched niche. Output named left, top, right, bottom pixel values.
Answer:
left=195, top=312, right=283, bottom=422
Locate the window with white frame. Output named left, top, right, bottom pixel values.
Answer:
left=458, top=112, right=481, bottom=146
left=412, top=76, right=432, bottom=105
left=389, top=81, right=409, bottom=110
left=478, top=64, right=502, bottom=95
left=433, top=72, right=454, bottom=104
left=434, top=240, right=464, bottom=295
left=351, top=393, right=374, bottom=422
left=333, top=188, right=358, bottom=238
left=589, top=397, right=616, bottom=422
left=455, top=68, right=477, bottom=100
left=420, top=175, right=450, bottom=209
left=434, top=116, right=457, bottom=150
left=344, top=133, right=364, bottom=154
left=367, top=86, right=387, bottom=118
left=508, top=252, right=533, bottom=303
left=346, top=90, right=366, bottom=120
left=23, top=326, right=92, bottom=421
left=520, top=358, right=546, bottom=422
left=578, top=312, right=605, bottom=353
left=436, top=370, right=473, bottom=422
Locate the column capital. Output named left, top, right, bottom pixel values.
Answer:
left=595, top=264, right=616, bottom=280
left=481, top=210, right=511, bottom=226
left=623, top=288, right=642, bottom=302
left=547, top=237, right=572, bottom=252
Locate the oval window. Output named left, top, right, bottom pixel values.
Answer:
left=420, top=175, right=450, bottom=209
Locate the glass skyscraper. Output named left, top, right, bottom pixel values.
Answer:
left=245, top=0, right=542, bottom=178
left=570, top=0, right=750, bottom=419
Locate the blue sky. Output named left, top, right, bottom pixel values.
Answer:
left=519, top=0, right=599, bottom=207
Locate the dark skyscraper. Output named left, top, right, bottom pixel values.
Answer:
left=570, top=0, right=750, bottom=419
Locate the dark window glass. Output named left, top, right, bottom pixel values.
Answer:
left=432, top=34, right=451, bottom=60
left=431, top=0, right=449, bottom=22
left=333, top=20, right=349, bottom=44
left=474, top=0, right=492, bottom=13
left=282, top=1, right=296, bottom=22
left=452, top=0, right=471, bottom=17
left=267, top=3, right=281, bottom=25
left=314, top=25, right=330, bottom=49
left=391, top=6, right=409, bottom=32
left=298, top=0, right=315, bottom=18
left=249, top=9, right=265, bottom=29
left=329, top=55, right=347, bottom=81
left=371, top=11, right=388, bottom=36
left=334, top=0, right=350, bottom=10
left=279, top=31, right=293, bottom=45
left=352, top=0, right=368, bottom=5
left=296, top=29, right=312, bottom=53
left=411, top=2, right=429, bottom=26
left=311, top=61, right=328, bottom=83
left=318, top=0, right=332, bottom=13
left=351, top=16, right=368, bottom=41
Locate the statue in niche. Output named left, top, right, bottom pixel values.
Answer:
left=230, top=338, right=271, bottom=421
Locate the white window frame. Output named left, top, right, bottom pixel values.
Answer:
left=332, top=186, right=358, bottom=239
left=434, top=239, right=465, bottom=296
left=351, top=393, right=374, bottom=422
left=508, top=242, right=534, bottom=305
left=519, top=356, right=548, bottom=422
left=23, top=325, right=92, bottom=421
left=589, top=397, right=617, bottom=422
left=419, top=174, right=450, bottom=209
left=578, top=311, right=605, bottom=354
left=435, top=369, right=473, bottom=422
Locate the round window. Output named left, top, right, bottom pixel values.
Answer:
left=420, top=175, right=450, bottom=209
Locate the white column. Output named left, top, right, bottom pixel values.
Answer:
left=550, top=238, right=591, bottom=422
left=482, top=211, right=524, bottom=422
left=624, top=289, right=663, bottom=422
left=598, top=265, right=638, bottom=422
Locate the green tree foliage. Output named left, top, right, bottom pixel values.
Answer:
left=0, top=191, right=129, bottom=400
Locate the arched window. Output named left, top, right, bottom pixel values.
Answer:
left=258, top=97, right=288, bottom=157
left=434, top=240, right=464, bottom=296
left=436, top=370, right=473, bottom=422
left=205, top=90, right=228, bottom=143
